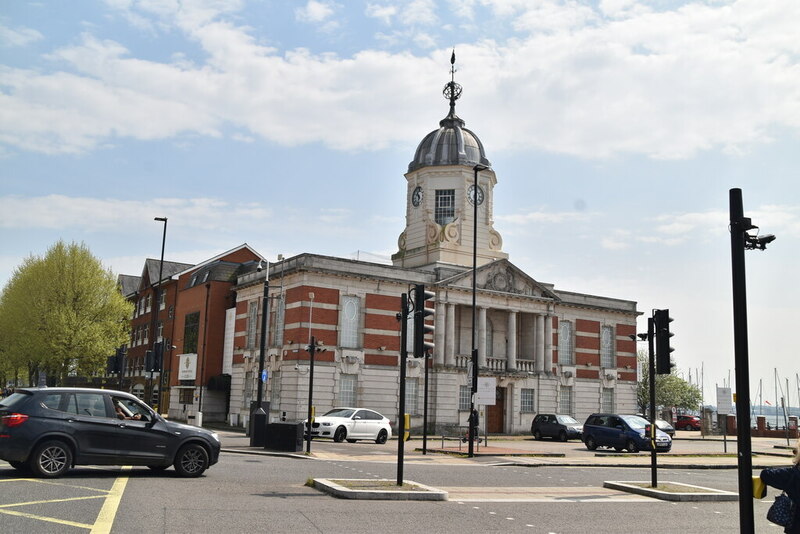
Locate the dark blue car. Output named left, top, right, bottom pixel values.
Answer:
left=582, top=413, right=672, bottom=453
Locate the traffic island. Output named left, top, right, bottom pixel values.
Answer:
left=603, top=481, right=738, bottom=501
left=312, top=478, right=448, bottom=501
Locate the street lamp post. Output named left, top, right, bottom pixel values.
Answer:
left=250, top=260, right=269, bottom=447
left=153, top=217, right=167, bottom=412
left=729, top=187, right=775, bottom=534
left=469, top=164, right=488, bottom=457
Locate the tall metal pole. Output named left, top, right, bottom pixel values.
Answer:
left=397, top=293, right=408, bottom=485
left=648, top=316, right=657, bottom=487
left=729, top=187, right=754, bottom=534
left=256, top=264, right=269, bottom=410
left=470, top=164, right=487, bottom=457
left=422, top=349, right=429, bottom=455
left=153, top=217, right=167, bottom=411
left=305, top=335, right=316, bottom=454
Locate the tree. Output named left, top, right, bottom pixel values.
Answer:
left=0, top=241, right=132, bottom=385
left=636, top=349, right=702, bottom=415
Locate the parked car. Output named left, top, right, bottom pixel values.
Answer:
left=531, top=414, right=583, bottom=441
left=0, top=387, right=220, bottom=478
left=304, top=408, right=391, bottom=444
left=655, top=419, right=675, bottom=437
left=582, top=413, right=672, bottom=453
left=676, top=414, right=702, bottom=431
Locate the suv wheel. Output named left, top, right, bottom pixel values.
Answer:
left=626, top=439, right=639, bottom=453
left=558, top=430, right=567, bottom=442
left=585, top=436, right=597, bottom=450
left=173, top=443, right=209, bottom=477
left=30, top=440, right=72, bottom=478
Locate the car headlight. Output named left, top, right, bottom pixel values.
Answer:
left=210, top=432, right=220, bottom=442
left=321, top=422, right=332, bottom=426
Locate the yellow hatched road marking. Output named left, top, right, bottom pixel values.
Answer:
left=90, top=466, right=131, bottom=534
left=0, top=465, right=131, bottom=532
left=0, top=494, right=107, bottom=508
left=0, top=508, right=93, bottom=529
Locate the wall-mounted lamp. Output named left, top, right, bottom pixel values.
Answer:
left=344, top=355, right=359, bottom=364
left=378, top=346, right=386, bottom=351
left=286, top=340, right=293, bottom=345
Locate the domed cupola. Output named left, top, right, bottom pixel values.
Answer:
left=408, top=55, right=491, bottom=173
left=393, top=51, right=507, bottom=270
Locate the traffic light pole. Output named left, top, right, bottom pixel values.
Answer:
left=397, top=293, right=408, bottom=485
left=648, top=315, right=657, bottom=488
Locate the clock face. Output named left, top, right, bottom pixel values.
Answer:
left=411, top=186, right=423, bottom=207
left=468, top=184, right=484, bottom=206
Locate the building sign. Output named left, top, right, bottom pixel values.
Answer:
left=717, top=386, right=733, bottom=414
left=476, top=377, right=496, bottom=405
left=178, top=353, right=198, bottom=380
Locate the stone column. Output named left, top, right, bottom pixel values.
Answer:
left=434, top=301, right=445, bottom=365
left=445, top=303, right=456, bottom=366
left=536, top=314, right=546, bottom=373
left=507, top=311, right=517, bottom=371
left=478, top=307, right=487, bottom=368
left=544, top=315, right=554, bottom=372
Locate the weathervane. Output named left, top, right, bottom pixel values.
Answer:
left=442, top=49, right=462, bottom=118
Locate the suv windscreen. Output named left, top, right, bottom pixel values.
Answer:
left=557, top=416, right=579, bottom=425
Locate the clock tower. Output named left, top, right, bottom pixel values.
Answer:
left=393, top=53, right=507, bottom=269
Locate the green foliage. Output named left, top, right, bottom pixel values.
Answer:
left=0, top=241, right=133, bottom=385
left=637, top=350, right=702, bottom=413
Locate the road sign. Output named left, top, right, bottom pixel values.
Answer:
left=717, top=387, right=732, bottom=414
left=476, top=377, right=496, bottom=405
left=261, top=369, right=268, bottom=383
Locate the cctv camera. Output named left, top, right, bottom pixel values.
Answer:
left=294, top=363, right=299, bottom=370
left=758, top=234, right=776, bottom=245
left=256, top=260, right=264, bottom=272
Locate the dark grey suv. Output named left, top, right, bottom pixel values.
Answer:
left=0, top=387, right=220, bottom=478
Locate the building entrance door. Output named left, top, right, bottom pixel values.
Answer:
left=486, top=387, right=505, bottom=433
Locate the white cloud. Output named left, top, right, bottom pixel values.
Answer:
left=0, top=23, right=44, bottom=47
left=365, top=3, right=398, bottom=25
left=295, top=1, right=338, bottom=24
left=1, top=0, right=798, bottom=160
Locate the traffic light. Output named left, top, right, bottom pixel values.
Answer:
left=413, top=284, right=435, bottom=358
left=145, top=342, right=163, bottom=372
left=107, top=347, right=124, bottom=375
left=654, top=309, right=674, bottom=374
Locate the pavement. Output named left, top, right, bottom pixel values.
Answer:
left=216, top=428, right=795, bottom=469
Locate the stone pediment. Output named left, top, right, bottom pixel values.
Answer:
left=438, top=259, right=559, bottom=300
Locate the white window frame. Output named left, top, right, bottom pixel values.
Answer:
left=459, top=385, right=471, bottom=411
left=405, top=378, right=419, bottom=415
left=559, top=386, right=573, bottom=415
left=247, top=301, right=258, bottom=349
left=602, top=387, right=614, bottom=413
left=339, top=374, right=357, bottom=407
left=521, top=388, right=535, bottom=413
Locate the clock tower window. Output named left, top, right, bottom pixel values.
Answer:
left=435, top=189, right=455, bottom=225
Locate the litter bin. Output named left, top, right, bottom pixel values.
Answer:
left=265, top=422, right=304, bottom=452
left=249, top=401, right=270, bottom=447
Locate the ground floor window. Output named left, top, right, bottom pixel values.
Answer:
left=270, top=371, right=281, bottom=409
left=178, top=388, right=194, bottom=404
left=132, top=383, right=145, bottom=400
left=559, top=386, right=573, bottom=415
left=601, top=387, right=614, bottom=413
left=339, top=374, right=357, bottom=407
left=459, top=385, right=471, bottom=411
left=521, top=388, right=535, bottom=412
left=405, top=378, right=419, bottom=415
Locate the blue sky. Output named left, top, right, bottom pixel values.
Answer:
left=2, top=0, right=798, bottom=407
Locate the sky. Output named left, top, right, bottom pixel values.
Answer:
left=1, top=0, right=798, bottom=409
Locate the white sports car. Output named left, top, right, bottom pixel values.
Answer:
left=304, top=407, right=392, bottom=444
